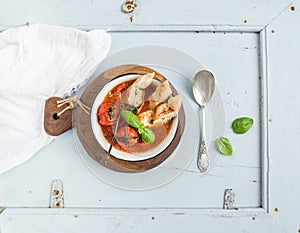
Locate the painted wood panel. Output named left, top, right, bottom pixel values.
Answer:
left=0, top=0, right=292, bottom=31
left=0, top=208, right=285, bottom=233
left=0, top=32, right=261, bottom=209
left=0, top=0, right=299, bottom=232
left=266, top=0, right=300, bottom=232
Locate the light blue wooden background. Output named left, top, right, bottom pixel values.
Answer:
left=0, top=0, right=299, bottom=232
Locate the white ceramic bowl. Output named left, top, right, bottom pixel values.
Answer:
left=90, top=74, right=179, bottom=161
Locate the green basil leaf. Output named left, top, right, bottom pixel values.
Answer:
left=121, top=110, right=155, bottom=143
left=121, top=110, right=143, bottom=128
left=139, top=127, right=155, bottom=144
left=232, top=117, right=253, bottom=134
left=137, top=127, right=143, bottom=135
left=216, top=137, right=233, bottom=156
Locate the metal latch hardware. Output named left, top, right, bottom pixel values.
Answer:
left=50, top=179, right=64, bottom=208
left=223, top=188, right=236, bottom=210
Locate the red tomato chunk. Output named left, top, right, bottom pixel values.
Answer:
left=115, top=126, right=139, bottom=149
left=112, top=83, right=127, bottom=102
left=97, top=103, right=119, bottom=126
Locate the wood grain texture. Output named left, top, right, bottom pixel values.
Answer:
left=0, top=30, right=267, bottom=231
left=44, top=97, right=72, bottom=136
left=1, top=0, right=299, bottom=231
left=0, top=0, right=292, bottom=31
left=266, top=0, right=300, bottom=230
left=0, top=32, right=262, bottom=209
left=0, top=208, right=284, bottom=233
left=74, top=64, right=185, bottom=173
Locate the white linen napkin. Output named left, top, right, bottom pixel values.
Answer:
left=0, top=24, right=111, bottom=175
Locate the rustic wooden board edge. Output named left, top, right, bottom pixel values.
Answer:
left=264, top=0, right=300, bottom=232
left=0, top=207, right=285, bottom=233
left=44, top=97, right=73, bottom=136
left=0, top=0, right=292, bottom=32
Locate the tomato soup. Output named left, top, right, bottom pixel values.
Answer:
left=97, top=79, right=174, bottom=154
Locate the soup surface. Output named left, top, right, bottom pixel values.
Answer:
left=97, top=79, right=173, bottom=154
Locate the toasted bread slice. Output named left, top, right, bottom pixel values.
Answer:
left=152, top=95, right=182, bottom=124
left=168, top=95, right=182, bottom=113
left=121, top=72, right=155, bottom=107
left=137, top=110, right=154, bottom=128
left=148, top=80, right=172, bottom=109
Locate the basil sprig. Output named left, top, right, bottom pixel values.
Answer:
left=121, top=109, right=142, bottom=128
left=232, top=117, right=253, bottom=134
left=138, top=127, right=155, bottom=144
left=216, top=137, right=233, bottom=156
left=121, top=110, right=155, bottom=144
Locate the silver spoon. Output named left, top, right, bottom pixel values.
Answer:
left=192, top=70, right=215, bottom=172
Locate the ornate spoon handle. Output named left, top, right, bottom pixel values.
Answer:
left=197, top=107, right=210, bottom=172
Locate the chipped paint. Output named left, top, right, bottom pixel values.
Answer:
left=0, top=206, right=6, bottom=215
left=129, top=16, right=134, bottom=23
left=223, top=189, right=235, bottom=209
left=50, top=179, right=64, bottom=208
left=122, top=0, right=137, bottom=13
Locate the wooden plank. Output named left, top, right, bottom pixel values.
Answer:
left=0, top=32, right=261, bottom=209
left=0, top=208, right=285, bottom=233
left=266, top=0, right=300, bottom=232
left=1, top=0, right=298, bottom=231
left=0, top=0, right=292, bottom=31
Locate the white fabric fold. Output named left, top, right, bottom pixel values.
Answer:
left=0, top=24, right=111, bottom=175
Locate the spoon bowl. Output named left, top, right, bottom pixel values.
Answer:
left=192, top=70, right=215, bottom=172
left=193, top=70, right=215, bottom=107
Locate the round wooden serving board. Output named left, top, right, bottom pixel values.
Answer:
left=73, top=64, right=185, bottom=173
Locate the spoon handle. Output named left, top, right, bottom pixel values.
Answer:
left=197, top=107, right=210, bottom=172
